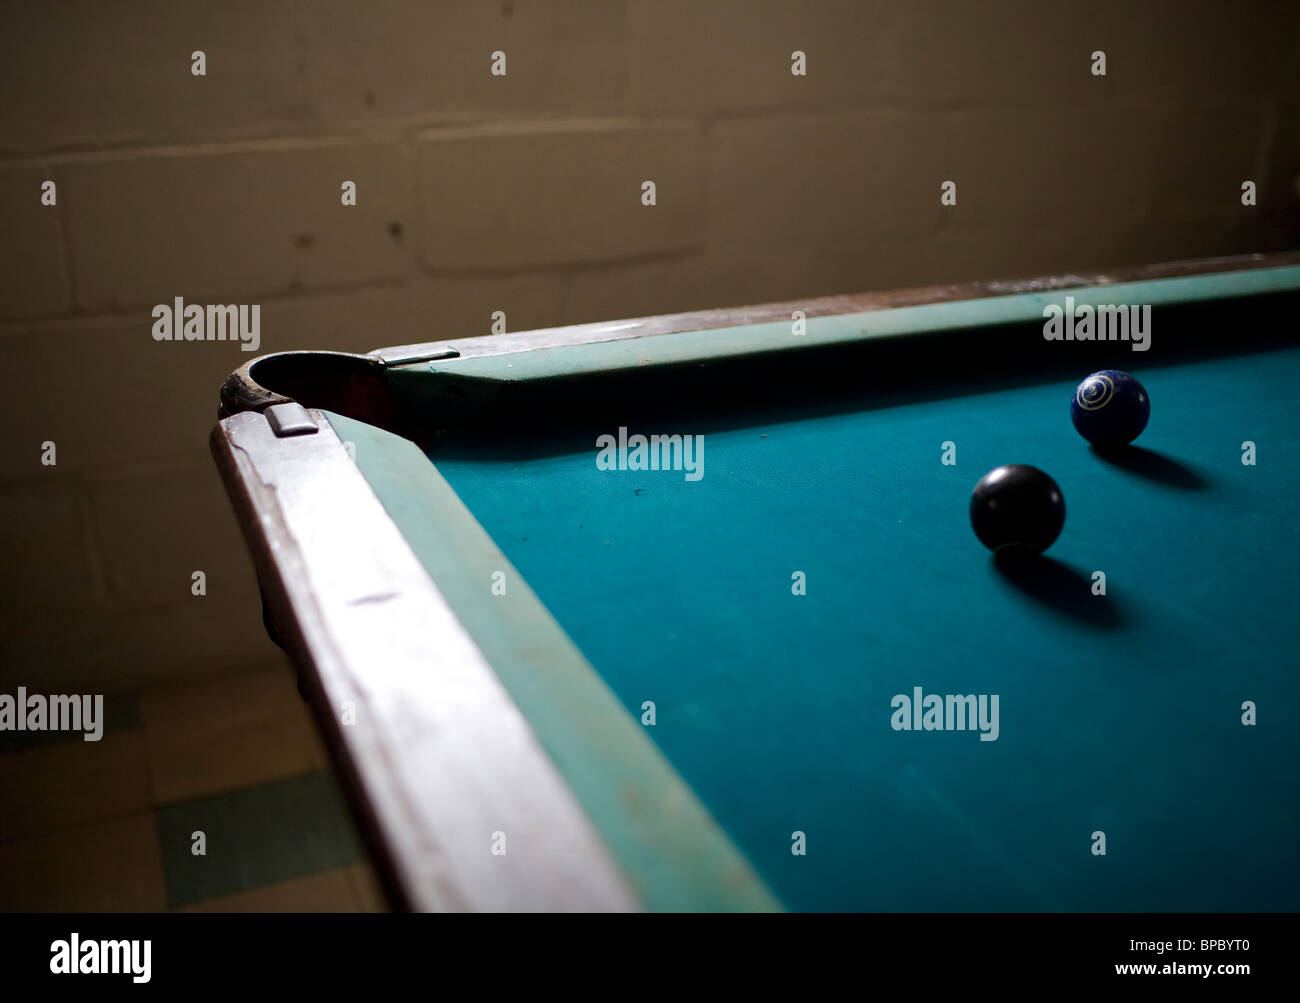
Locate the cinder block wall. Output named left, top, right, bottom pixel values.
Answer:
left=2, top=2, right=1298, bottom=693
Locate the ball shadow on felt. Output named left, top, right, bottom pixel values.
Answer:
left=1090, top=444, right=1208, bottom=491
left=992, top=549, right=1128, bottom=629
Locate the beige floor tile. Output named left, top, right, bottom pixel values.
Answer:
left=301, top=706, right=332, bottom=772
left=139, top=665, right=323, bottom=803
left=0, top=730, right=153, bottom=841
left=178, top=867, right=357, bottom=913
left=347, top=862, right=391, bottom=913
left=0, top=813, right=166, bottom=911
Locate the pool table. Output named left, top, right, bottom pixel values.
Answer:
left=212, top=252, right=1300, bottom=913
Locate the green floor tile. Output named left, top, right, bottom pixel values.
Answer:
left=155, top=772, right=365, bottom=908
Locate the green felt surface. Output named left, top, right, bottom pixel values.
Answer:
left=326, top=266, right=1300, bottom=911
left=419, top=345, right=1300, bottom=911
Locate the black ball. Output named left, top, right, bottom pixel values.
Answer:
left=970, top=464, right=1066, bottom=554
left=1070, top=370, right=1149, bottom=448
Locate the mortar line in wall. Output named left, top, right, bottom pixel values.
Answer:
left=0, top=115, right=697, bottom=167
left=0, top=246, right=714, bottom=337
left=0, top=89, right=1268, bottom=167
left=0, top=275, right=416, bottom=336
left=0, top=452, right=223, bottom=495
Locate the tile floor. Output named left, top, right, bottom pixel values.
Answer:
left=0, top=661, right=387, bottom=912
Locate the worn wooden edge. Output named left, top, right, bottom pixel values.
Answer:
left=210, top=412, right=645, bottom=913
left=392, top=263, right=1300, bottom=388
left=369, top=252, right=1300, bottom=367
left=217, top=253, right=1300, bottom=419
